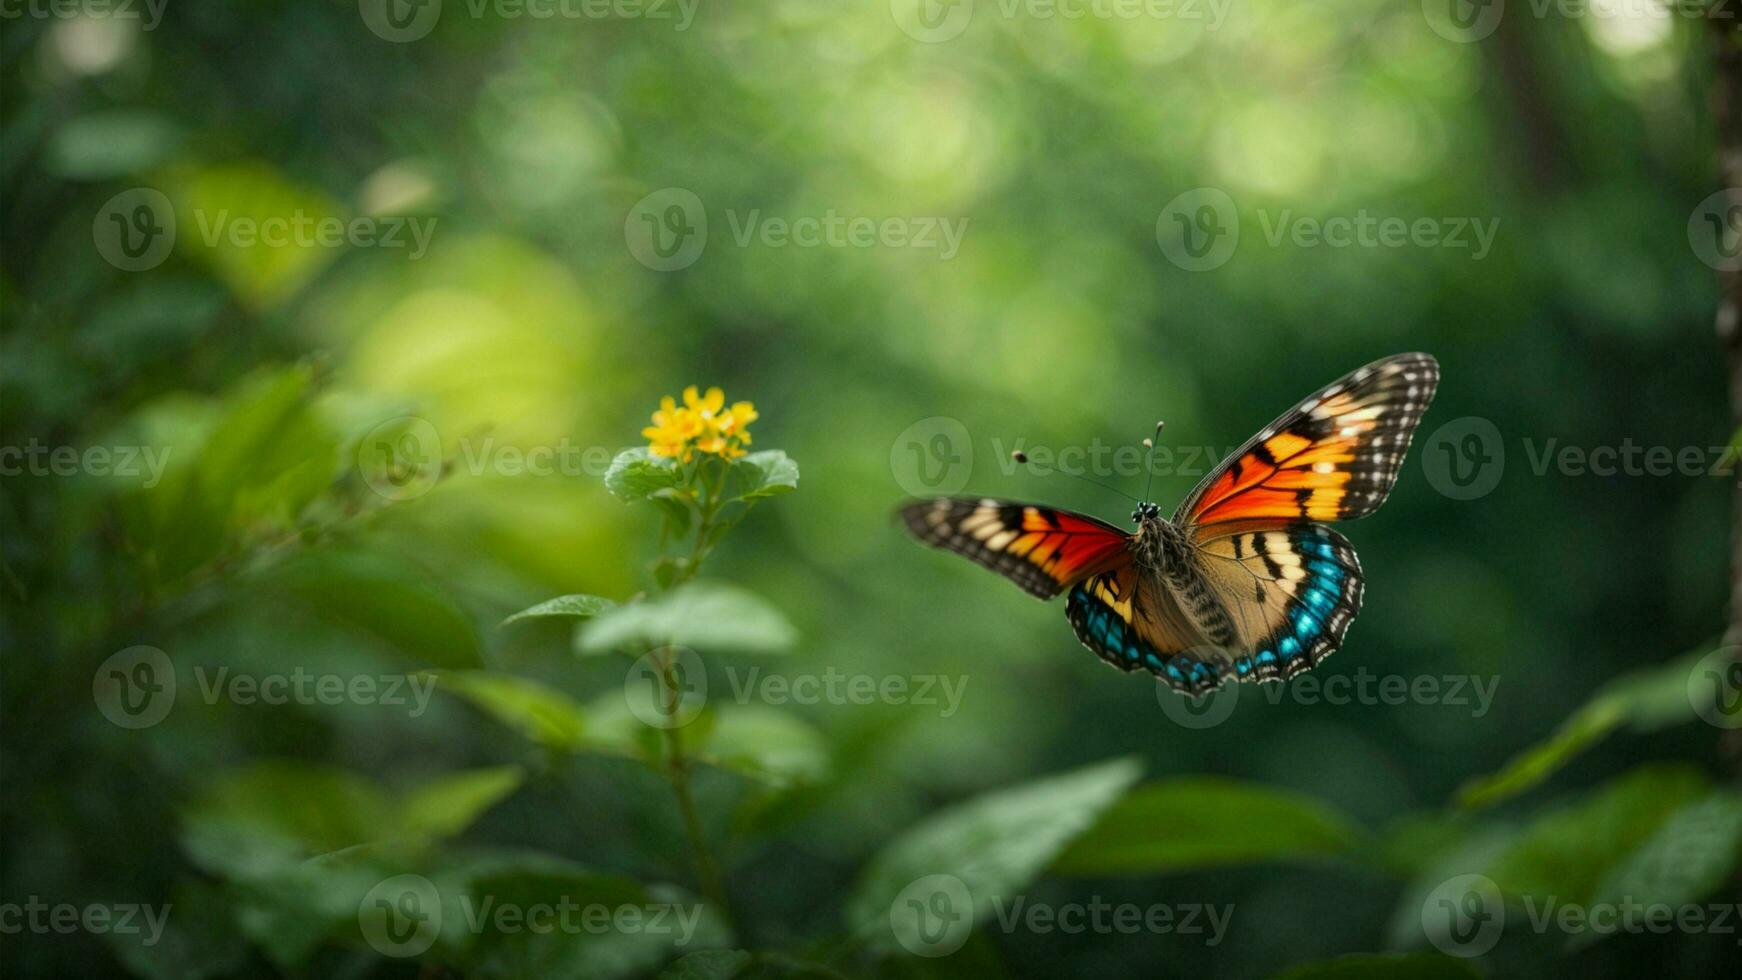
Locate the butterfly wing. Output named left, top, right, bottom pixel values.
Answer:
left=1172, top=353, right=1439, bottom=529
left=1066, top=523, right=1363, bottom=694
left=1066, top=563, right=1228, bottom=694
left=1192, top=521, right=1364, bottom=685
left=900, top=498, right=1130, bottom=599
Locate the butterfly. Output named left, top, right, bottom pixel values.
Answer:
left=900, top=353, right=1439, bottom=695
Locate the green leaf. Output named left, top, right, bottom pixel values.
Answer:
left=1456, top=645, right=1713, bottom=809
left=1051, top=777, right=1365, bottom=876
left=650, top=489, right=694, bottom=535
left=1383, top=824, right=1517, bottom=951
left=845, top=757, right=1142, bottom=949
left=577, top=582, right=797, bottom=656
left=398, top=766, right=525, bottom=840
left=1454, top=699, right=1625, bottom=811
left=501, top=593, right=618, bottom=627
left=183, top=760, right=394, bottom=856
left=700, top=706, right=830, bottom=786
left=1573, top=791, right=1742, bottom=948
left=1269, top=953, right=1482, bottom=980
left=148, top=364, right=335, bottom=580
left=184, top=761, right=521, bottom=859
left=46, top=111, right=185, bottom=179
left=579, top=692, right=666, bottom=762
left=659, top=950, right=752, bottom=980
left=1485, top=764, right=1709, bottom=906
left=437, top=857, right=730, bottom=980
left=604, top=448, right=681, bottom=502
left=431, top=670, right=588, bottom=751
left=104, top=879, right=248, bottom=980
left=270, top=549, right=480, bottom=669
left=732, top=449, right=799, bottom=501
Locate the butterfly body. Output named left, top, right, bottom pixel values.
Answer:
left=900, top=353, right=1436, bottom=695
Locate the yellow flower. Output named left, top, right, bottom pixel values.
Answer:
left=683, top=385, right=725, bottom=419
left=643, top=387, right=757, bottom=462
left=717, top=401, right=758, bottom=438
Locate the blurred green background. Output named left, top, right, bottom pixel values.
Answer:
left=3, top=1, right=1740, bottom=978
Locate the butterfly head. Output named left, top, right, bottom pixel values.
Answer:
left=1131, top=501, right=1161, bottom=525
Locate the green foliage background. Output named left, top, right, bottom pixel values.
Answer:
left=2, top=2, right=1739, bottom=978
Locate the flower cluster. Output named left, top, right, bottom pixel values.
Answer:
left=643, top=385, right=758, bottom=462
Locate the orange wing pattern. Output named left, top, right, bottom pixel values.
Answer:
left=900, top=498, right=1131, bottom=599
left=1174, top=353, right=1439, bottom=528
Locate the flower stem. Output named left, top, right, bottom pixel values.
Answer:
left=655, top=477, right=737, bottom=931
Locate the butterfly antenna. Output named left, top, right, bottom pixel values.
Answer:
left=1141, top=420, right=1165, bottom=504
left=1009, top=450, right=1142, bottom=504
